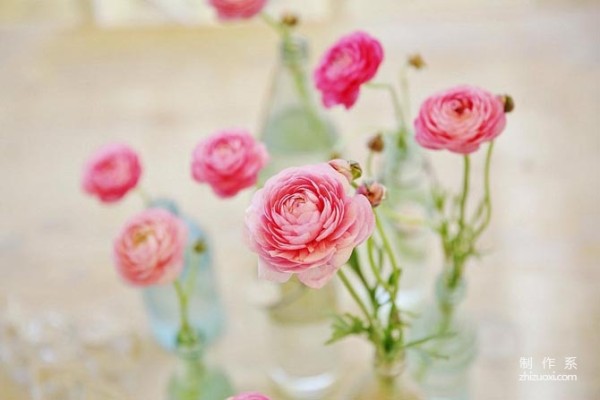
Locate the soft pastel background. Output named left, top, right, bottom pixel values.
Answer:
left=1, top=0, right=599, bottom=399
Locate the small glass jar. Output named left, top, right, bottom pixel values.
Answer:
left=377, top=132, right=435, bottom=312
left=143, top=199, right=225, bottom=350
left=167, top=341, right=234, bottom=400
left=407, top=271, right=477, bottom=400
left=352, top=352, right=423, bottom=400
left=266, top=277, right=339, bottom=399
left=258, top=35, right=338, bottom=184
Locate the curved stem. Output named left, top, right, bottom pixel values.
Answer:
left=365, top=82, right=407, bottom=136
left=374, top=210, right=400, bottom=275
left=474, top=141, right=495, bottom=238
left=458, top=155, right=471, bottom=229
left=338, top=269, right=375, bottom=326
left=367, top=237, right=391, bottom=293
left=174, top=279, right=196, bottom=346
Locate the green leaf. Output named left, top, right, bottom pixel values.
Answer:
left=326, top=313, right=370, bottom=345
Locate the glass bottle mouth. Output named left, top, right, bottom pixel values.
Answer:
left=280, top=35, right=309, bottom=64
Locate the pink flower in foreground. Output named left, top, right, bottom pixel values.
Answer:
left=113, top=209, right=187, bottom=287
left=414, top=85, right=507, bottom=154
left=191, top=129, right=268, bottom=198
left=82, top=143, right=142, bottom=203
left=227, top=393, right=271, bottom=400
left=314, top=31, right=384, bottom=109
left=245, top=163, right=375, bottom=289
left=208, top=0, right=267, bottom=20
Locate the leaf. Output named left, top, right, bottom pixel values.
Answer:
left=326, top=313, right=370, bottom=345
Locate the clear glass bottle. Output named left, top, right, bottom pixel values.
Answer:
left=267, top=277, right=339, bottom=399
left=352, top=352, right=423, bottom=400
left=407, top=271, right=477, bottom=400
left=143, top=199, right=225, bottom=350
left=167, top=341, right=234, bottom=400
left=258, top=35, right=338, bottom=183
left=378, top=131, right=435, bottom=311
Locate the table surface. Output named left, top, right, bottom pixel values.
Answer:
left=0, top=2, right=599, bottom=399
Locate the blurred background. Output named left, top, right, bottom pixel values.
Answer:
left=0, top=0, right=599, bottom=399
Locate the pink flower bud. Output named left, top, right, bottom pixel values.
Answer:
left=357, top=181, right=387, bottom=207
left=328, top=159, right=362, bottom=183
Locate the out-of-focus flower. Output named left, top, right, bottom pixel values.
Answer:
left=227, top=393, right=271, bottom=400
left=82, top=143, right=142, bottom=203
left=245, top=163, right=374, bottom=288
left=414, top=85, right=507, bottom=154
left=314, top=31, right=384, bottom=109
left=208, top=0, right=267, bottom=20
left=191, top=129, right=268, bottom=198
left=113, top=209, right=187, bottom=286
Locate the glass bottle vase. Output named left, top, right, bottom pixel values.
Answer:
left=377, top=131, right=435, bottom=312
left=258, top=35, right=338, bottom=184
left=143, top=199, right=225, bottom=350
left=167, top=341, right=234, bottom=400
left=407, top=271, right=477, bottom=400
left=267, top=277, right=339, bottom=399
left=352, top=352, right=423, bottom=400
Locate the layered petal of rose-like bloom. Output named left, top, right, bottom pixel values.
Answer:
left=208, top=0, right=267, bottom=20
left=82, top=143, right=142, bottom=203
left=245, top=163, right=375, bottom=289
left=227, top=392, right=271, bottom=400
left=113, top=208, right=187, bottom=286
left=191, top=129, right=268, bottom=198
left=414, top=85, right=507, bottom=154
left=314, top=31, right=384, bottom=109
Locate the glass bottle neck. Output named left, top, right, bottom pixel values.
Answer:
left=435, top=270, right=467, bottom=308
left=279, top=35, right=309, bottom=66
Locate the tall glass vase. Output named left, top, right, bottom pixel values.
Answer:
left=267, top=277, right=339, bottom=399
left=143, top=199, right=225, bottom=350
left=378, top=132, right=435, bottom=311
left=407, top=271, right=477, bottom=400
left=167, top=341, right=234, bottom=400
left=351, top=352, right=423, bottom=400
left=258, top=35, right=338, bottom=183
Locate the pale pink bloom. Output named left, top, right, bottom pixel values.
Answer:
left=314, top=31, right=384, bottom=109
left=245, top=163, right=375, bottom=289
left=227, top=393, right=271, bottom=400
left=191, top=129, right=268, bottom=198
left=208, top=0, right=267, bottom=20
left=414, top=85, right=507, bottom=154
left=113, top=209, right=187, bottom=287
left=357, top=181, right=387, bottom=208
left=82, top=143, right=142, bottom=203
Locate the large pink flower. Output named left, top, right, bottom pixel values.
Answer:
left=414, top=85, right=507, bottom=154
left=82, top=143, right=142, bottom=203
left=191, top=129, right=268, bottom=198
left=208, top=0, right=267, bottom=20
left=113, top=209, right=187, bottom=287
left=245, top=163, right=375, bottom=289
left=227, top=393, right=270, bottom=400
left=314, top=31, right=384, bottom=109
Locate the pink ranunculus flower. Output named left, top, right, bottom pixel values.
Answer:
left=414, top=85, right=507, bottom=154
left=113, top=208, right=187, bottom=287
left=191, top=129, right=268, bottom=198
left=227, top=392, right=271, bottom=400
left=245, top=163, right=375, bottom=289
left=82, top=143, right=142, bottom=203
left=314, top=31, right=384, bottom=109
left=208, top=0, right=267, bottom=20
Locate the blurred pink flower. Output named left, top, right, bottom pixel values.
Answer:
left=227, top=393, right=271, bottom=400
left=414, top=85, right=507, bottom=154
left=208, top=0, right=267, bottom=20
left=245, top=163, right=374, bottom=289
left=314, top=31, right=384, bottom=109
left=357, top=181, right=386, bottom=208
left=191, top=129, right=268, bottom=198
left=82, top=143, right=141, bottom=203
left=113, top=209, right=187, bottom=286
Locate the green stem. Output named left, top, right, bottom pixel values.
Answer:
left=367, top=237, right=391, bottom=293
left=374, top=210, right=400, bottom=275
left=458, top=155, right=471, bottom=229
left=338, top=269, right=376, bottom=327
left=173, top=279, right=196, bottom=346
left=365, top=82, right=407, bottom=136
left=474, top=141, right=495, bottom=238
left=398, top=65, right=411, bottom=125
